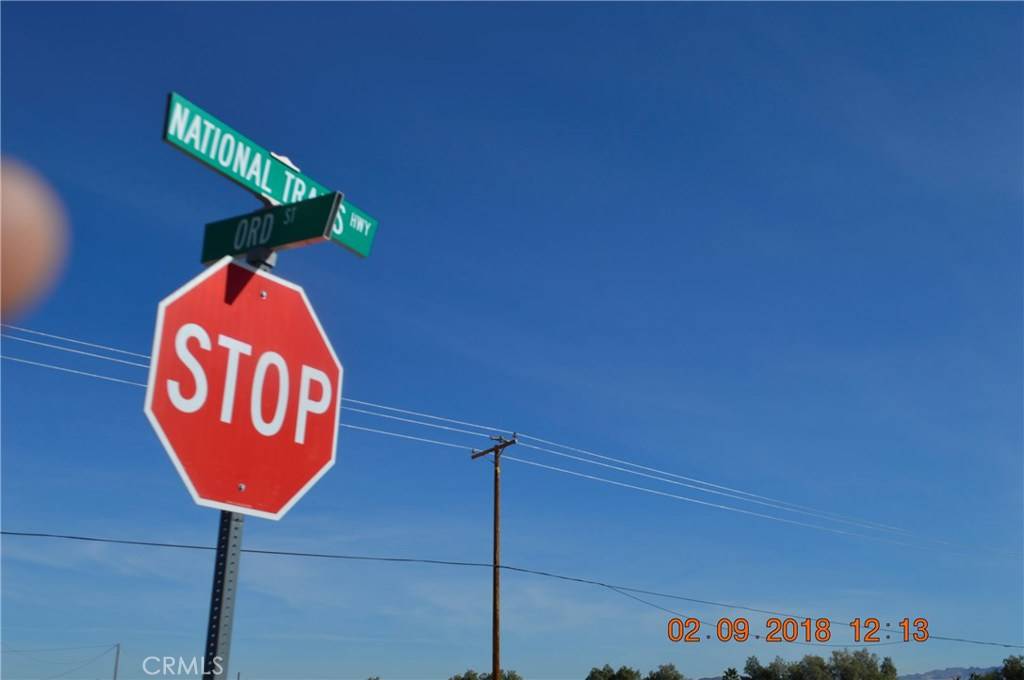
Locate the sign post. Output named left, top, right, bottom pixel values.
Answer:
left=151, top=91, right=370, bottom=679
left=145, top=256, right=343, bottom=677
left=203, top=511, right=243, bottom=680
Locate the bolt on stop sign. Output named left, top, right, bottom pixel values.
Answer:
left=144, top=256, right=342, bottom=519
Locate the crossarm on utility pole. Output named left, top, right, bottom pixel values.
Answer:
left=471, top=434, right=517, bottom=460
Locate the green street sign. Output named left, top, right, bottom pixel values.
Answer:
left=164, top=92, right=378, bottom=258
left=201, top=192, right=343, bottom=264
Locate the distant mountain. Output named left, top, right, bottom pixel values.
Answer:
left=898, top=667, right=999, bottom=680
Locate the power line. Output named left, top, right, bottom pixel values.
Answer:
left=40, top=645, right=116, bottom=680
left=0, top=355, right=469, bottom=452
left=0, top=640, right=118, bottom=680
left=0, top=333, right=927, bottom=538
left=0, top=335, right=496, bottom=444
left=1, top=644, right=115, bottom=653
left=518, top=437, right=1005, bottom=558
left=0, top=336, right=1013, bottom=556
left=342, top=405, right=493, bottom=439
left=0, top=328, right=925, bottom=537
left=0, top=327, right=937, bottom=544
left=339, top=423, right=470, bottom=450
left=5, top=530, right=1021, bottom=650
left=0, top=642, right=117, bottom=666
left=1, top=323, right=508, bottom=435
left=517, top=433, right=909, bottom=536
left=3, top=334, right=150, bottom=369
left=344, top=396, right=509, bottom=435
left=501, top=455, right=956, bottom=554
left=1, top=355, right=148, bottom=388
left=2, top=354, right=1011, bottom=558
left=2, top=324, right=151, bottom=359
left=518, top=442, right=907, bottom=535
left=317, top=389, right=907, bottom=539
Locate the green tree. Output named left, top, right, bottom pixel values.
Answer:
left=586, top=666, right=642, bottom=680
left=790, top=655, right=830, bottom=680
left=449, top=672, right=481, bottom=680
left=744, top=657, right=789, bottom=680
left=1002, top=656, right=1024, bottom=680
left=450, top=672, right=521, bottom=680
left=743, top=657, right=767, bottom=680
left=723, top=669, right=740, bottom=680
left=830, top=649, right=888, bottom=680
left=646, top=664, right=686, bottom=680
left=743, top=651, right=895, bottom=680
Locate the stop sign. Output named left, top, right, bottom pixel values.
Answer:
left=144, top=256, right=342, bottom=520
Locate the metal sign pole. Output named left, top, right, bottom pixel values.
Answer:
left=201, top=247, right=277, bottom=679
left=203, top=510, right=244, bottom=679
left=155, top=97, right=356, bottom=680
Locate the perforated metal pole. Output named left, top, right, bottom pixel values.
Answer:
left=203, top=511, right=244, bottom=679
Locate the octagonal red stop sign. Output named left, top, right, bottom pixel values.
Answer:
left=144, top=256, right=342, bottom=520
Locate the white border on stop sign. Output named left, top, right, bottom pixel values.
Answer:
left=143, top=255, right=344, bottom=521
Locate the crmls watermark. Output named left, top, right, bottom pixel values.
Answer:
left=143, top=656, right=224, bottom=676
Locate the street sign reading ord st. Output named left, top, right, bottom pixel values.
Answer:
left=202, top=193, right=343, bottom=264
left=163, top=92, right=378, bottom=258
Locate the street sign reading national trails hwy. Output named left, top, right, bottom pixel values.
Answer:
left=144, top=256, right=343, bottom=520
left=201, top=193, right=343, bottom=264
left=163, top=92, right=378, bottom=258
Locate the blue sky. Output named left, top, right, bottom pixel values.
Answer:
left=1, top=3, right=1021, bottom=679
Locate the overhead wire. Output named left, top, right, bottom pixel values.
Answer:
left=3, top=530, right=1020, bottom=651
left=1, top=355, right=148, bottom=388
left=2, top=324, right=150, bottom=359
left=500, top=455, right=955, bottom=554
left=0, top=328, right=918, bottom=529
left=0, top=334, right=1013, bottom=555
left=2, top=334, right=151, bottom=369
left=1, top=643, right=115, bottom=653
left=343, top=396, right=509, bottom=435
left=341, top=405, right=493, bottom=439
left=518, top=442, right=906, bottom=535
left=2, top=340, right=1020, bottom=644
left=0, top=353, right=1010, bottom=558
left=0, top=642, right=116, bottom=666
left=0, top=330, right=919, bottom=537
left=517, top=433, right=910, bottom=535
left=39, top=645, right=117, bottom=680
left=0, top=327, right=920, bottom=539
left=339, top=423, right=469, bottom=450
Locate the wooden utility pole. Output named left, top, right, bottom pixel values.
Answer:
left=471, top=434, right=517, bottom=680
